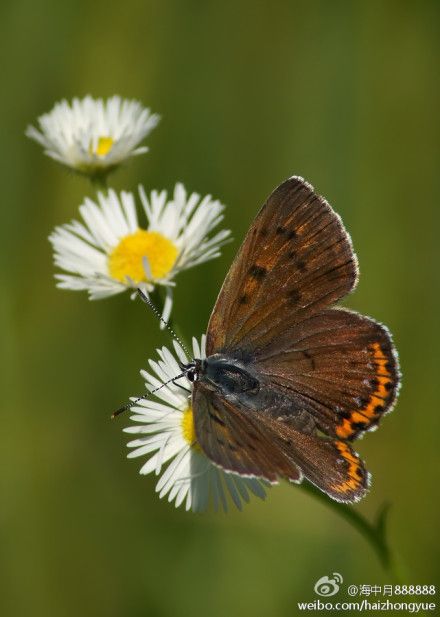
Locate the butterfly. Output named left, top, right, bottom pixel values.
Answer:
left=183, top=176, right=400, bottom=503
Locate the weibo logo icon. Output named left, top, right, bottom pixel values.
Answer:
left=314, top=573, right=343, bottom=597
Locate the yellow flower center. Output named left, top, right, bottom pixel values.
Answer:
left=108, top=229, right=178, bottom=284
left=181, top=406, right=200, bottom=450
left=92, top=136, right=114, bottom=157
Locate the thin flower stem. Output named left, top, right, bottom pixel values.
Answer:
left=91, top=174, right=108, bottom=192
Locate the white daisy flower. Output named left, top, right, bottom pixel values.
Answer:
left=49, top=183, right=231, bottom=322
left=123, top=336, right=267, bottom=512
left=26, top=95, right=159, bottom=177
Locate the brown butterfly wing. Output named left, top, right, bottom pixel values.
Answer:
left=206, top=176, right=358, bottom=355
left=192, top=382, right=369, bottom=503
left=258, top=414, right=370, bottom=503
left=192, top=381, right=302, bottom=483
left=253, top=308, right=400, bottom=440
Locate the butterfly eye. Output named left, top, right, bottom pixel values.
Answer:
left=187, top=369, right=198, bottom=382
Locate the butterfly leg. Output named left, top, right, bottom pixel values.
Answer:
left=172, top=378, right=191, bottom=394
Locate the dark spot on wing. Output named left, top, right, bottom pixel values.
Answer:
left=302, top=349, right=316, bottom=369
left=352, top=421, right=367, bottom=430
left=249, top=265, right=267, bottom=280
left=288, top=288, right=301, bottom=304
left=276, top=226, right=297, bottom=240
left=355, top=466, right=365, bottom=478
left=286, top=250, right=307, bottom=272
left=239, top=293, right=249, bottom=304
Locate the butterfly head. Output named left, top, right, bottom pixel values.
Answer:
left=179, top=358, right=204, bottom=382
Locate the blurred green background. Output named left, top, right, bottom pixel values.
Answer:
left=1, top=1, right=439, bottom=616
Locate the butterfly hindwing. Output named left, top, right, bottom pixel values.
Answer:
left=257, top=415, right=369, bottom=503
left=253, top=308, right=400, bottom=440
left=192, top=383, right=369, bottom=502
left=207, top=176, right=358, bottom=355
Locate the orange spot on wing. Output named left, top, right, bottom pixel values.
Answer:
left=335, top=341, right=394, bottom=439
left=330, top=442, right=365, bottom=495
left=350, top=411, right=369, bottom=424
left=372, top=342, right=392, bottom=377
left=375, top=376, right=392, bottom=398
left=336, top=420, right=353, bottom=439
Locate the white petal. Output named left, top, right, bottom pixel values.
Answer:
left=122, top=336, right=268, bottom=512
left=27, top=95, right=159, bottom=173
left=160, top=288, right=173, bottom=330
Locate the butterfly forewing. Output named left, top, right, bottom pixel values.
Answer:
left=206, top=176, right=358, bottom=355
left=192, top=382, right=302, bottom=483
left=193, top=382, right=369, bottom=502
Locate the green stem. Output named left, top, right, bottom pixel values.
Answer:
left=90, top=173, right=109, bottom=192
left=300, top=482, right=403, bottom=581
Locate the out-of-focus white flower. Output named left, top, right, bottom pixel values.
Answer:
left=49, top=183, right=231, bottom=322
left=124, top=336, right=267, bottom=512
left=26, top=95, right=159, bottom=176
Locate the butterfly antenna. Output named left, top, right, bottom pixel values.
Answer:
left=136, top=288, right=191, bottom=359
left=111, top=370, right=188, bottom=419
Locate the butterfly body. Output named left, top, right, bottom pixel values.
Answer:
left=200, top=355, right=261, bottom=396
left=189, top=176, right=400, bottom=503
left=193, top=354, right=316, bottom=433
